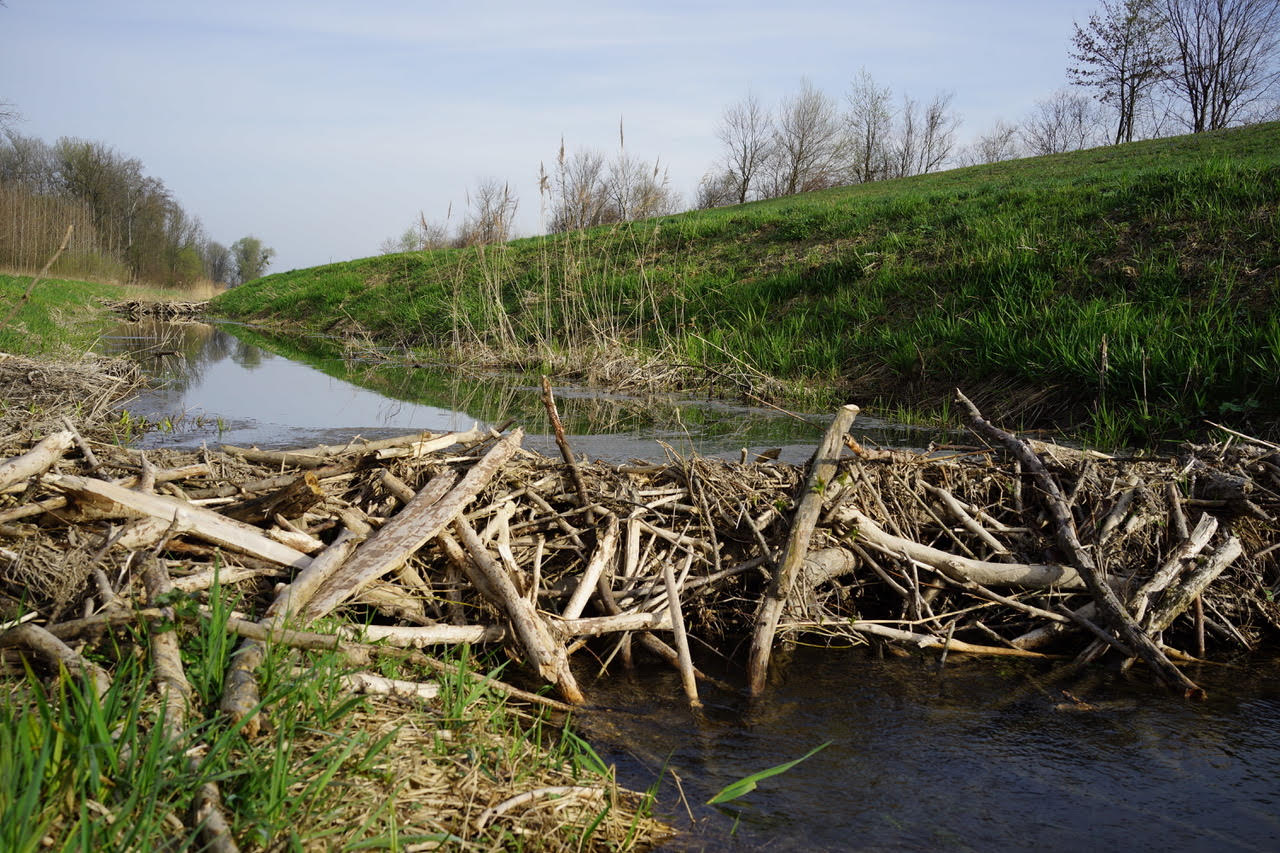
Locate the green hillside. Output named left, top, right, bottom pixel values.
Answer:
left=213, top=122, right=1280, bottom=444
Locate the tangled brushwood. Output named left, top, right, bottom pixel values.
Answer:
left=2, top=385, right=1280, bottom=844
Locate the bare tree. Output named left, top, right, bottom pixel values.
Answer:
left=1070, top=0, right=1170, bottom=144
left=918, top=91, right=962, bottom=173
left=550, top=145, right=610, bottom=232
left=845, top=68, right=894, bottom=183
left=887, top=92, right=958, bottom=177
left=606, top=151, right=678, bottom=222
left=693, top=169, right=738, bottom=209
left=958, top=120, right=1024, bottom=165
left=764, top=79, right=848, bottom=197
left=457, top=178, right=517, bottom=246
left=715, top=92, right=773, bottom=203
left=1022, top=90, right=1108, bottom=154
left=1161, top=0, right=1280, bottom=131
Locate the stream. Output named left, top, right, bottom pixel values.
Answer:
left=99, top=319, right=1280, bottom=852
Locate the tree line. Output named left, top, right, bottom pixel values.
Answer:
left=0, top=129, right=273, bottom=287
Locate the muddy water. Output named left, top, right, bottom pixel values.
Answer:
left=98, top=319, right=1280, bottom=852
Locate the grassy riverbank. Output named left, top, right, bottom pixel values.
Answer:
left=215, top=122, right=1280, bottom=444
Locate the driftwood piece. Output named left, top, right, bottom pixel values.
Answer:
left=663, top=554, right=701, bottom=708
left=140, top=557, right=192, bottom=737
left=43, top=473, right=313, bottom=570
left=219, top=472, right=325, bottom=524
left=836, top=507, right=1085, bottom=589
left=957, top=390, right=1204, bottom=697
left=452, top=518, right=584, bottom=703
left=1130, top=513, right=1218, bottom=622
left=0, top=430, right=75, bottom=492
left=301, top=431, right=522, bottom=620
left=221, top=427, right=483, bottom=469
left=748, top=404, right=859, bottom=696
left=561, top=514, right=619, bottom=620
left=1144, top=536, right=1244, bottom=635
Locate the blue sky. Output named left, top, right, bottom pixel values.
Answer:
left=1, top=1, right=1091, bottom=273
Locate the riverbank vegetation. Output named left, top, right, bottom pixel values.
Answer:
left=214, top=121, right=1280, bottom=445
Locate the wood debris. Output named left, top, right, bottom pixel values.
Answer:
left=2, top=395, right=1279, bottom=711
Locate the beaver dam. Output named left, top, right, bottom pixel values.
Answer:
left=3, top=362, right=1280, bottom=846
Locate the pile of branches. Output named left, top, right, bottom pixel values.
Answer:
left=102, top=299, right=208, bottom=321
left=2, top=392, right=1278, bottom=720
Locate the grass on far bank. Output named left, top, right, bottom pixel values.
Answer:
left=0, top=272, right=221, bottom=358
left=216, top=122, right=1280, bottom=446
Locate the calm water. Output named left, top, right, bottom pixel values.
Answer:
left=99, top=319, right=1280, bottom=851
left=97, top=319, right=930, bottom=462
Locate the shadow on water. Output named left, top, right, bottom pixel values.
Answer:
left=96, top=320, right=1280, bottom=852
left=97, top=320, right=939, bottom=462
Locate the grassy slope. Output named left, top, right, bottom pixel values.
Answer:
left=214, top=122, right=1280, bottom=443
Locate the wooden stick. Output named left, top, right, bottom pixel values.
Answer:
left=221, top=427, right=484, bottom=468
left=921, top=481, right=1010, bottom=557
left=43, top=473, right=313, bottom=570
left=4, top=622, right=111, bottom=699
left=561, top=514, right=619, bottom=620
left=829, top=620, right=1058, bottom=658
left=748, top=404, right=859, bottom=696
left=1144, top=536, right=1244, bottom=635
left=835, top=507, right=1085, bottom=589
left=453, top=517, right=584, bottom=703
left=664, top=553, right=701, bottom=708
left=220, top=529, right=363, bottom=736
left=541, top=374, right=594, bottom=515
left=956, top=390, right=1204, bottom=697
left=1130, top=513, right=1218, bottom=622
left=60, top=416, right=100, bottom=471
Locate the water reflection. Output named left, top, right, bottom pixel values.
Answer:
left=99, top=320, right=938, bottom=461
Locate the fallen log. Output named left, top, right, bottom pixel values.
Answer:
left=834, top=507, right=1086, bottom=589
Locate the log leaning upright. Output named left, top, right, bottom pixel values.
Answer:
left=747, top=404, right=859, bottom=696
